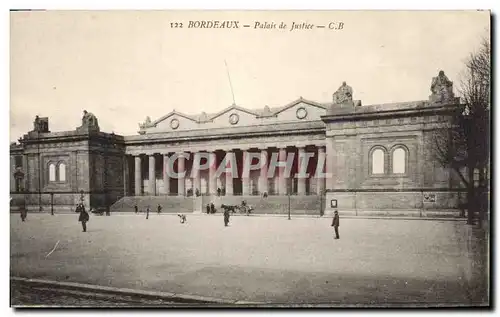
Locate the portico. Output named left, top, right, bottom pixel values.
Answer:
left=126, top=144, right=326, bottom=197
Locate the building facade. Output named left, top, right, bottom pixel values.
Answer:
left=10, top=72, right=465, bottom=216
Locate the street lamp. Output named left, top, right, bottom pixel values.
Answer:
left=319, top=189, right=324, bottom=217
left=37, top=130, right=42, bottom=213
left=287, top=178, right=292, bottom=220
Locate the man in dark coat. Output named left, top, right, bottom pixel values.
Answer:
left=20, top=201, right=27, bottom=222
left=206, top=204, right=210, bottom=214
left=146, top=206, right=150, bottom=219
left=223, top=207, right=230, bottom=227
left=331, top=210, right=340, bottom=239
left=78, top=203, right=90, bottom=232
left=210, top=202, right=216, bottom=214
left=134, top=205, right=138, bottom=214
left=157, top=204, right=162, bottom=214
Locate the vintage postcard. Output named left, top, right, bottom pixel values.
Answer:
left=9, top=10, right=490, bottom=308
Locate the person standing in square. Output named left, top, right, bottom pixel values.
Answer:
left=78, top=203, right=90, bottom=232
left=223, top=207, right=230, bottom=227
left=20, top=198, right=27, bottom=222
left=331, top=210, right=340, bottom=239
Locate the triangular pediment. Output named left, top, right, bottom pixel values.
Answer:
left=272, top=97, right=327, bottom=116
left=153, top=110, right=198, bottom=125
left=210, top=104, right=259, bottom=120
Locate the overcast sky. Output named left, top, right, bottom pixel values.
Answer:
left=10, top=10, right=490, bottom=141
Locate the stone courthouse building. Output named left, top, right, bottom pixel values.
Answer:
left=10, top=71, right=465, bottom=216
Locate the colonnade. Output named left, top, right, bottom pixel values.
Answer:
left=127, top=146, right=326, bottom=196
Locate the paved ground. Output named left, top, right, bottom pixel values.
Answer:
left=10, top=213, right=488, bottom=307
left=10, top=279, right=191, bottom=307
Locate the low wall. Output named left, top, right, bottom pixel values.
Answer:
left=101, top=190, right=465, bottom=218
left=325, top=190, right=463, bottom=217
left=208, top=195, right=324, bottom=215
left=10, top=192, right=81, bottom=213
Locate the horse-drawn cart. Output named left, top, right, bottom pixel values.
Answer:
left=221, top=201, right=254, bottom=216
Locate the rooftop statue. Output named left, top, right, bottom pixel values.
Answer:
left=139, top=116, right=153, bottom=129
left=199, top=112, right=209, bottom=122
left=82, top=110, right=99, bottom=128
left=33, top=115, right=41, bottom=131
left=332, top=81, right=353, bottom=104
left=430, top=70, right=455, bottom=103
left=32, top=115, right=49, bottom=133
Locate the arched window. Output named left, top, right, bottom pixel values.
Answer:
left=58, top=163, right=67, bottom=182
left=49, top=163, right=56, bottom=182
left=371, top=149, right=385, bottom=174
left=392, top=148, right=407, bottom=174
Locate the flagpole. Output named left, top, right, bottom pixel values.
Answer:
left=224, top=60, right=236, bottom=106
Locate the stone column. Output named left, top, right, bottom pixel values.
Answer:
left=163, top=154, right=170, bottom=195
left=10, top=156, right=15, bottom=191
left=326, top=139, right=335, bottom=190
left=225, top=151, right=234, bottom=196
left=209, top=152, right=217, bottom=195
left=242, top=150, right=251, bottom=195
left=259, top=149, right=268, bottom=194
left=278, top=147, right=287, bottom=195
left=123, top=156, right=129, bottom=196
left=178, top=153, right=185, bottom=196
left=148, top=155, right=155, bottom=196
left=297, top=147, right=306, bottom=195
left=317, top=147, right=326, bottom=195
left=193, top=152, right=201, bottom=193
left=134, top=155, right=141, bottom=196
left=22, top=154, right=28, bottom=191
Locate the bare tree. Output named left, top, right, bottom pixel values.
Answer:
left=432, top=39, right=490, bottom=226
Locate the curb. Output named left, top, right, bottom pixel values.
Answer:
left=185, top=214, right=465, bottom=221
left=11, top=212, right=465, bottom=221
left=11, top=276, right=263, bottom=305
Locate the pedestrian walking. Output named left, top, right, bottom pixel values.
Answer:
left=78, top=203, right=90, bottom=232
left=157, top=204, right=162, bottom=214
left=206, top=203, right=210, bottom=214
left=134, top=205, right=138, bottom=214
left=331, top=210, right=340, bottom=239
left=217, top=187, right=221, bottom=196
left=20, top=199, right=27, bottom=222
left=223, top=207, right=231, bottom=227
left=146, top=206, right=150, bottom=219
left=20, top=208, right=27, bottom=222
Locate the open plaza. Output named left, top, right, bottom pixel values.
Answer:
left=10, top=213, right=487, bottom=306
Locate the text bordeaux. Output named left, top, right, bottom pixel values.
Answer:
left=188, top=20, right=240, bottom=28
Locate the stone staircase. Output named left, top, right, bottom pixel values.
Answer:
left=110, top=195, right=325, bottom=215
left=110, top=196, right=196, bottom=214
